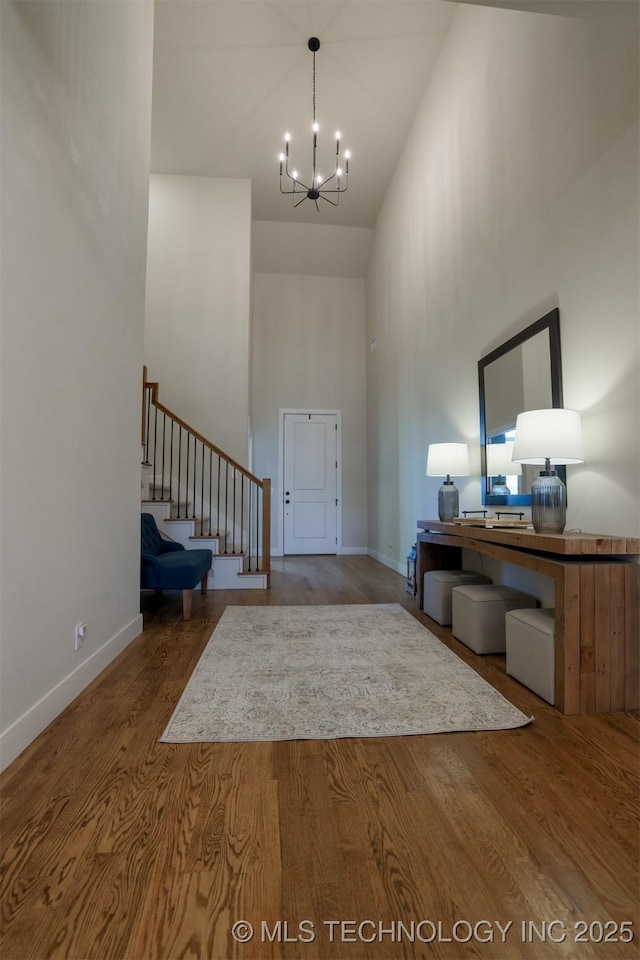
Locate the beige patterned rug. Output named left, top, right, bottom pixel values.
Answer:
left=160, top=604, right=532, bottom=742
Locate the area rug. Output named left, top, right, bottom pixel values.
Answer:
left=160, top=604, right=532, bottom=742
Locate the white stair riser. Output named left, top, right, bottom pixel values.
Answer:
left=141, top=501, right=172, bottom=523
left=212, top=555, right=267, bottom=590
left=212, top=554, right=242, bottom=588
left=160, top=519, right=195, bottom=548
left=141, top=502, right=217, bottom=541
left=140, top=507, right=219, bottom=555
left=141, top=462, right=152, bottom=500
left=140, top=504, right=266, bottom=589
left=234, top=574, right=269, bottom=589
left=148, top=478, right=248, bottom=548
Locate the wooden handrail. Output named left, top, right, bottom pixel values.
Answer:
left=144, top=379, right=264, bottom=488
left=143, top=373, right=271, bottom=581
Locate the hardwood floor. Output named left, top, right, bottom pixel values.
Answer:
left=1, top=556, right=638, bottom=959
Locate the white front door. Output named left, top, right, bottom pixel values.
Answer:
left=283, top=413, right=338, bottom=555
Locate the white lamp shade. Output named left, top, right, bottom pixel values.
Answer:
left=512, top=408, right=584, bottom=465
left=486, top=442, right=522, bottom=477
left=426, top=442, right=470, bottom=477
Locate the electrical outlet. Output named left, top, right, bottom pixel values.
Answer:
left=74, top=622, right=87, bottom=651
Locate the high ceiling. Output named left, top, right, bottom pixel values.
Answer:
left=151, top=1, right=457, bottom=228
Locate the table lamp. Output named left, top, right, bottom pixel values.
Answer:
left=486, top=441, right=522, bottom=496
left=426, top=442, right=470, bottom=521
left=512, top=408, right=584, bottom=534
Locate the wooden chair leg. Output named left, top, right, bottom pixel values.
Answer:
left=201, top=573, right=208, bottom=596
left=182, top=589, right=192, bottom=620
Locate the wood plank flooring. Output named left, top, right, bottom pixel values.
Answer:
left=1, top=556, right=638, bottom=959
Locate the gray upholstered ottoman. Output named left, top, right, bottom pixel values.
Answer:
left=423, top=569, right=492, bottom=625
left=451, top=583, right=537, bottom=654
left=506, top=607, right=555, bottom=704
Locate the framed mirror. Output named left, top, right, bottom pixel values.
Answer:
left=478, top=308, right=564, bottom=506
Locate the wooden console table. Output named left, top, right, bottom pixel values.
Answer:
left=415, top=521, right=640, bottom=715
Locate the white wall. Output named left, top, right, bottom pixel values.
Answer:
left=366, top=2, right=639, bottom=578
left=0, top=0, right=154, bottom=770
left=253, top=221, right=371, bottom=280
left=145, top=175, right=252, bottom=464
left=252, top=273, right=368, bottom=554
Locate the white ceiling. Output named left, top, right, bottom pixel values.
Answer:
left=152, top=0, right=632, bottom=230
left=151, top=1, right=457, bottom=228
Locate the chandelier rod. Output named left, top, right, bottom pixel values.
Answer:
left=279, top=36, right=350, bottom=211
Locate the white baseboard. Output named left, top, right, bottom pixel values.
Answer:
left=367, top=549, right=405, bottom=577
left=0, top=614, right=143, bottom=774
left=271, top=547, right=367, bottom=558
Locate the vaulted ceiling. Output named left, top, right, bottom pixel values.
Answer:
left=151, top=1, right=633, bottom=230
left=151, top=1, right=456, bottom=228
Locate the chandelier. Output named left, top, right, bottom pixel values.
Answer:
left=279, top=37, right=350, bottom=211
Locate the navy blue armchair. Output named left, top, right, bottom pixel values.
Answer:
left=141, top=513, right=213, bottom=620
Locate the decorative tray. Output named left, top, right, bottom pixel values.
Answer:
left=452, top=518, right=533, bottom=528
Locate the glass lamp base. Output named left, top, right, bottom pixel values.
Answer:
left=489, top=477, right=510, bottom=496
left=438, top=481, right=459, bottom=521
left=531, top=471, right=566, bottom=534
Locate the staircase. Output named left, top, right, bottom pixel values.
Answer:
left=141, top=370, right=270, bottom=590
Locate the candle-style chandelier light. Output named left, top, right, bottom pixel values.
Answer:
left=279, top=37, right=350, bottom=211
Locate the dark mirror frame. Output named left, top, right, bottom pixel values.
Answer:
left=478, top=308, right=564, bottom=506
